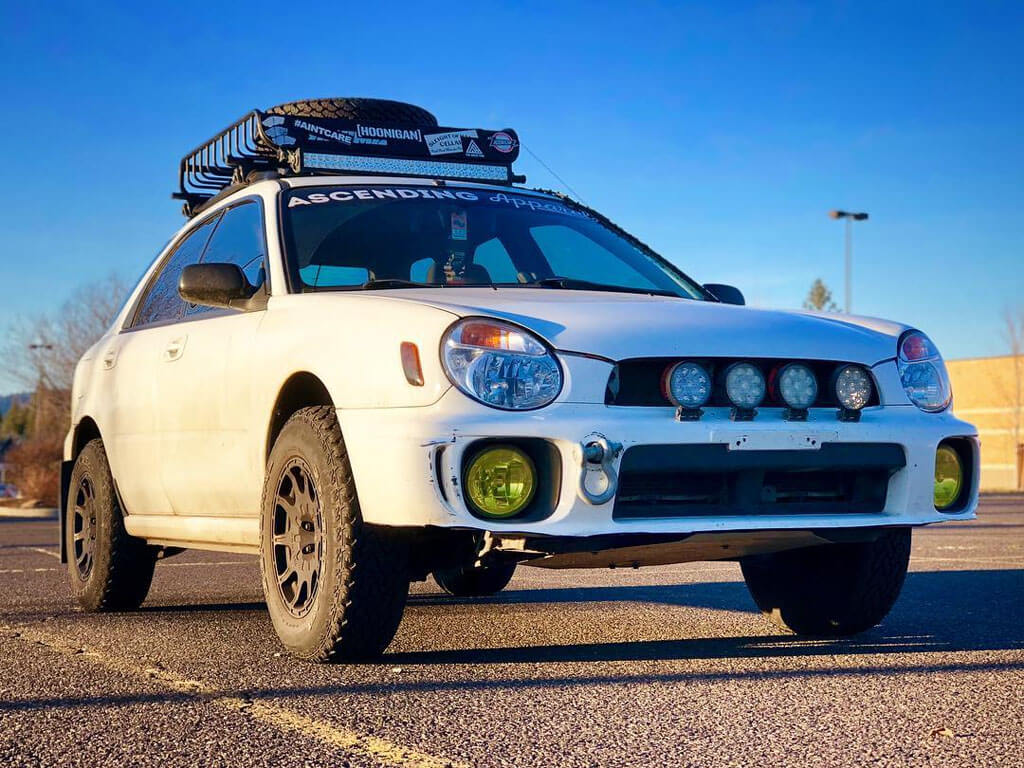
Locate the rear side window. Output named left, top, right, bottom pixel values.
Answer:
left=133, top=216, right=219, bottom=328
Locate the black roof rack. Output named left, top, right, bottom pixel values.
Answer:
left=174, top=110, right=524, bottom=217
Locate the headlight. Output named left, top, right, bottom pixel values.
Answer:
left=777, top=363, right=818, bottom=410
left=441, top=318, right=562, bottom=410
left=834, top=365, right=873, bottom=410
left=897, top=330, right=951, bottom=412
left=724, top=362, right=766, bottom=410
left=663, top=361, right=712, bottom=409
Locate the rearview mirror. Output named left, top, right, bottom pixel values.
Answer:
left=179, top=263, right=256, bottom=310
left=703, top=283, right=745, bottom=306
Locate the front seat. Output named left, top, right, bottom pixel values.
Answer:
left=425, top=260, right=492, bottom=285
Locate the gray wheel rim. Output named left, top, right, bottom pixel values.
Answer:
left=72, top=476, right=97, bottom=580
left=272, top=459, right=324, bottom=618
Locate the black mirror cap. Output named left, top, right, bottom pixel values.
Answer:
left=703, top=283, right=745, bottom=306
left=179, top=263, right=255, bottom=310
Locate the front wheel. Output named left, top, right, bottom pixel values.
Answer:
left=260, top=407, right=410, bottom=662
left=65, top=439, right=157, bottom=611
left=433, top=562, right=517, bottom=597
left=740, top=528, right=911, bottom=636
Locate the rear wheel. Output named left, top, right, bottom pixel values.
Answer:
left=433, top=562, right=517, bottom=597
left=740, top=529, right=911, bottom=636
left=65, top=440, right=157, bottom=611
left=260, top=407, right=410, bottom=662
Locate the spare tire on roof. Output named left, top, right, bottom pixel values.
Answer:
left=265, top=98, right=438, bottom=127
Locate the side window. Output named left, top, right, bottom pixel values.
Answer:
left=530, top=225, right=660, bottom=290
left=132, top=216, right=219, bottom=328
left=473, top=238, right=519, bottom=283
left=188, top=201, right=267, bottom=317
left=200, top=202, right=266, bottom=286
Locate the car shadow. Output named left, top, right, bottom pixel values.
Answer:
left=395, top=568, right=1024, bottom=664
left=3, top=569, right=1021, bottom=715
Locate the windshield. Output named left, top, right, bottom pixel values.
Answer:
left=281, top=185, right=706, bottom=299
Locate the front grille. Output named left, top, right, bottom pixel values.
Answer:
left=606, top=357, right=880, bottom=408
left=613, top=443, right=905, bottom=519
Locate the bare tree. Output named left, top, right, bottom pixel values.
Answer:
left=1004, top=309, right=1024, bottom=490
left=3, top=273, right=129, bottom=395
left=1, top=274, right=128, bottom=503
left=803, top=278, right=839, bottom=312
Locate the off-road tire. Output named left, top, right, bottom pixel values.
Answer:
left=433, top=562, right=517, bottom=597
left=260, top=406, right=410, bottom=662
left=266, top=98, right=438, bottom=127
left=65, top=439, right=157, bottom=611
left=740, top=529, right=912, bottom=636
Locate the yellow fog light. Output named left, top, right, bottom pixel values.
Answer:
left=934, top=444, right=963, bottom=510
left=465, top=445, right=536, bottom=518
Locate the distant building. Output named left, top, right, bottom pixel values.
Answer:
left=947, top=355, right=1024, bottom=491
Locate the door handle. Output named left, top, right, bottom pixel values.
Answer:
left=163, top=336, right=187, bottom=362
left=101, top=347, right=118, bottom=370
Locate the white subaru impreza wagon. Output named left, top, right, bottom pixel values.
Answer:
left=62, top=98, right=978, bottom=661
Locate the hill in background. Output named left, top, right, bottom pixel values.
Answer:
left=0, top=393, right=30, bottom=416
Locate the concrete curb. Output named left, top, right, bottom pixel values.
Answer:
left=0, top=507, right=58, bottom=520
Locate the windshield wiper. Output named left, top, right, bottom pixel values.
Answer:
left=524, top=277, right=680, bottom=298
left=360, top=278, right=429, bottom=290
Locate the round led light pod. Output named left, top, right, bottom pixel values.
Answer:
left=663, top=361, right=712, bottom=409
left=834, top=365, right=873, bottom=410
left=777, top=363, right=818, bottom=410
left=724, top=362, right=766, bottom=410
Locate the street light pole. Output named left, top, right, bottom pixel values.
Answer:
left=829, top=210, right=869, bottom=313
left=27, top=342, right=54, bottom=438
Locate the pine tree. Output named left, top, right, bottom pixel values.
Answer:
left=0, top=399, right=32, bottom=438
left=803, top=278, right=839, bottom=312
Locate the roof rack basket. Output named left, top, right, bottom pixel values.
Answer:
left=174, top=109, right=522, bottom=217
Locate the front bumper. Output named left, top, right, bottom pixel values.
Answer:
left=338, top=391, right=979, bottom=538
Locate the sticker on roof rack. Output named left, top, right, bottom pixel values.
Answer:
left=262, top=115, right=518, bottom=164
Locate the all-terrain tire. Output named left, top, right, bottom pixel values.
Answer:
left=265, top=98, right=438, bottom=127
left=65, top=439, right=157, bottom=611
left=740, top=529, right=912, bottom=636
left=260, top=406, right=410, bottom=662
left=433, top=562, right=517, bottom=597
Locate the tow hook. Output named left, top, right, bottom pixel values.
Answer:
left=577, top=435, right=623, bottom=505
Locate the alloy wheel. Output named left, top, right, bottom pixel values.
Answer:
left=272, top=459, right=325, bottom=618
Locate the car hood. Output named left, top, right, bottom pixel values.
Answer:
left=381, top=288, right=906, bottom=364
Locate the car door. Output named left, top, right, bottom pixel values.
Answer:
left=103, top=215, right=219, bottom=516
left=157, top=200, right=269, bottom=517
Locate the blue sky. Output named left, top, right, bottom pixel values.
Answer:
left=1, top=1, right=1021, bottom=393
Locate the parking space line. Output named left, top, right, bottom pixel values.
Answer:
left=1, top=623, right=467, bottom=768
left=911, top=556, right=1024, bottom=566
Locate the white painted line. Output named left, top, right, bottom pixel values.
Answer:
left=160, top=561, right=253, bottom=568
left=2, top=624, right=467, bottom=768
left=31, top=547, right=60, bottom=560
left=911, top=556, right=1024, bottom=566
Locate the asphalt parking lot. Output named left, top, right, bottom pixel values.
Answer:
left=1, top=498, right=1022, bottom=768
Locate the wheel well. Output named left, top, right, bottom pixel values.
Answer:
left=266, top=373, right=334, bottom=458
left=72, top=417, right=102, bottom=459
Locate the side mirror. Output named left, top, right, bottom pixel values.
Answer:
left=703, top=283, right=745, bottom=306
left=179, top=263, right=256, bottom=310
